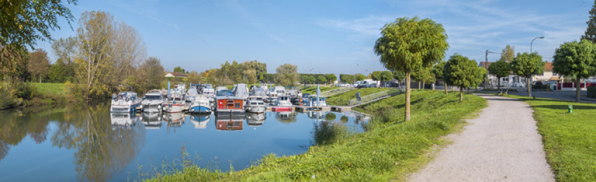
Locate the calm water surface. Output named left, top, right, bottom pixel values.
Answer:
left=0, top=104, right=368, bottom=182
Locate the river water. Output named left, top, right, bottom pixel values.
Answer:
left=0, top=103, right=368, bottom=182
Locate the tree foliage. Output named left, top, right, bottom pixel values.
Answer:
left=325, top=74, right=337, bottom=84
left=371, top=71, right=382, bottom=81
left=339, top=74, right=355, bottom=84
left=511, top=52, right=544, bottom=97
left=317, top=76, right=327, bottom=84
left=487, top=60, right=510, bottom=90
left=553, top=40, right=596, bottom=102
left=374, top=16, right=448, bottom=121
left=355, top=74, right=365, bottom=81
left=380, top=71, right=393, bottom=82
left=392, top=70, right=405, bottom=81
left=582, top=1, right=596, bottom=43
left=173, top=66, right=185, bottom=74
left=27, top=49, right=50, bottom=83
left=275, top=64, right=300, bottom=86
left=444, top=54, right=486, bottom=101
left=0, top=0, right=77, bottom=70
left=499, top=45, right=515, bottom=62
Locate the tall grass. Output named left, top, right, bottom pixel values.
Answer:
left=145, top=90, right=486, bottom=181
left=504, top=95, right=596, bottom=181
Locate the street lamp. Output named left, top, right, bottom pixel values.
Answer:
left=530, top=36, right=544, bottom=53
left=485, top=50, right=497, bottom=89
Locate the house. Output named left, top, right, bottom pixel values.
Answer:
left=165, top=72, right=188, bottom=79
left=532, top=61, right=561, bottom=82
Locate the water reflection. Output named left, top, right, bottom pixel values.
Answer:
left=215, top=114, right=244, bottom=131
left=164, top=113, right=185, bottom=133
left=110, top=113, right=139, bottom=130
left=189, top=114, right=210, bottom=129
left=142, top=112, right=163, bottom=129
left=246, top=113, right=266, bottom=127
left=275, top=112, right=297, bottom=123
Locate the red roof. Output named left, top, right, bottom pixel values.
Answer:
left=544, top=61, right=553, bottom=71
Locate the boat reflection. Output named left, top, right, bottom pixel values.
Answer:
left=163, top=112, right=185, bottom=127
left=275, top=112, right=297, bottom=123
left=307, top=111, right=326, bottom=121
left=110, top=113, right=140, bottom=130
left=215, top=114, right=244, bottom=131
left=141, top=112, right=163, bottom=129
left=246, top=113, right=266, bottom=127
left=190, top=113, right=211, bottom=129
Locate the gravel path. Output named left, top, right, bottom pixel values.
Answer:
left=408, top=93, right=554, bottom=182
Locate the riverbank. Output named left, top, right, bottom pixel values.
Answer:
left=0, top=82, right=73, bottom=110
left=503, top=94, right=596, bottom=181
left=145, top=90, right=487, bottom=181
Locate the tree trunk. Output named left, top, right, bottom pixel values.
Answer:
left=444, top=83, right=448, bottom=95
left=497, top=77, right=501, bottom=90
left=527, top=77, right=532, bottom=97
left=39, top=75, right=41, bottom=83
left=405, top=73, right=411, bottom=121
left=460, top=87, right=463, bottom=101
left=418, top=81, right=421, bottom=90
left=432, top=81, right=435, bottom=90
left=576, top=79, right=581, bottom=103
left=423, top=81, right=425, bottom=90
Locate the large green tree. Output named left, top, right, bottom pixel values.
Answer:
left=355, top=74, right=365, bottom=81
left=371, top=71, right=382, bottom=81
left=553, top=40, right=596, bottom=102
left=487, top=60, right=511, bottom=90
left=374, top=17, right=448, bottom=121
left=380, top=71, right=393, bottom=87
left=325, top=74, right=337, bottom=84
left=317, top=76, right=327, bottom=84
left=433, top=61, right=448, bottom=94
left=0, top=0, right=77, bottom=71
left=511, top=52, right=545, bottom=97
left=444, top=54, right=486, bottom=101
left=582, top=0, right=596, bottom=42
left=275, top=64, right=300, bottom=86
left=27, top=49, right=50, bottom=83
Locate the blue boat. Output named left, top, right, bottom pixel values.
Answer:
left=189, top=95, right=212, bottom=114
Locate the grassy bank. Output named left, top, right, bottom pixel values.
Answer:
left=326, top=87, right=390, bottom=106
left=0, top=82, right=72, bottom=110
left=300, top=86, right=335, bottom=94
left=31, top=82, right=67, bottom=95
left=146, top=90, right=486, bottom=181
left=504, top=95, right=596, bottom=181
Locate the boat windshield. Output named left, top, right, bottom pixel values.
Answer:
left=145, top=95, right=162, bottom=100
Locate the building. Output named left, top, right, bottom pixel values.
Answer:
left=532, top=61, right=561, bottom=82
left=480, top=60, right=562, bottom=89
left=165, top=72, right=188, bottom=79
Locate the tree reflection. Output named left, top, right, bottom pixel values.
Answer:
left=0, top=108, right=56, bottom=161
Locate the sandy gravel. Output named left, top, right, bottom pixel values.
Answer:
left=408, top=93, right=554, bottom=182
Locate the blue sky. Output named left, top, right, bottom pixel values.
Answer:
left=37, top=0, right=591, bottom=75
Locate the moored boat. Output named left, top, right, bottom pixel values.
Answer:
left=215, top=96, right=246, bottom=115
left=141, top=90, right=166, bottom=113
left=245, top=96, right=267, bottom=113
left=110, top=91, right=142, bottom=113
left=165, top=92, right=185, bottom=113
left=189, top=95, right=212, bottom=114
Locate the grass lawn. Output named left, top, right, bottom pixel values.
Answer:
left=326, top=87, right=391, bottom=106
left=504, top=95, right=596, bottom=181
left=30, top=82, right=66, bottom=96
left=146, top=90, right=486, bottom=181
left=300, top=86, right=335, bottom=95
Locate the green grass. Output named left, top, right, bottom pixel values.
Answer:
left=300, top=86, right=335, bottom=95
left=504, top=94, right=596, bottom=181
left=30, top=82, right=66, bottom=96
left=145, top=90, right=487, bottom=181
left=326, top=87, right=390, bottom=106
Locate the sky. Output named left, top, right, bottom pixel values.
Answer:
left=36, top=0, right=592, bottom=76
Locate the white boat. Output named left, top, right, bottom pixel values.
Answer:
left=233, top=83, right=250, bottom=100
left=307, top=95, right=327, bottom=107
left=189, top=95, right=212, bottom=114
left=267, top=86, right=286, bottom=103
left=165, top=92, right=185, bottom=113
left=141, top=90, right=165, bottom=113
left=246, top=96, right=267, bottom=113
left=110, top=91, right=142, bottom=113
left=186, top=86, right=199, bottom=102
left=275, top=95, right=293, bottom=107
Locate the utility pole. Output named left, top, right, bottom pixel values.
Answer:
left=485, top=50, right=497, bottom=89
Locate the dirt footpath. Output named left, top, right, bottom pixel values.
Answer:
left=408, top=93, right=554, bottom=182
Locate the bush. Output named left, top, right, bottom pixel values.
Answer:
left=588, top=87, right=596, bottom=98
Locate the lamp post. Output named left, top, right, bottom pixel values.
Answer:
left=530, top=36, right=544, bottom=53
left=485, top=50, right=497, bottom=89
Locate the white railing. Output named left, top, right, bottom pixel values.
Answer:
left=348, top=89, right=400, bottom=106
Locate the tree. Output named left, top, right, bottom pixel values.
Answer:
left=355, top=74, right=365, bottom=81
left=582, top=1, right=596, bottom=43
left=339, top=74, right=355, bottom=84
left=511, top=52, right=545, bottom=97
left=317, top=76, right=327, bottom=84
left=553, top=40, right=596, bottom=102
left=325, top=74, right=337, bottom=84
left=137, top=57, right=164, bottom=92
left=275, top=64, right=300, bottom=86
left=380, top=71, right=393, bottom=87
left=374, top=17, right=448, bottom=121
left=1, top=0, right=77, bottom=71
left=303, top=75, right=316, bottom=84
left=371, top=71, right=382, bottom=81
left=412, top=68, right=435, bottom=90
left=487, top=60, right=511, bottom=90
left=50, top=37, right=76, bottom=81
left=173, top=66, right=185, bottom=74
left=242, top=69, right=257, bottom=83
left=444, top=54, right=486, bottom=101
left=499, top=45, right=515, bottom=62
left=433, top=61, right=448, bottom=94
left=27, top=49, right=50, bottom=83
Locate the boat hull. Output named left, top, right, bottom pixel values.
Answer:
left=189, top=105, right=212, bottom=114
left=166, top=104, right=184, bottom=113
left=142, top=104, right=162, bottom=113
left=110, top=104, right=139, bottom=113
left=272, top=107, right=292, bottom=112
left=215, top=109, right=246, bottom=115
left=246, top=106, right=266, bottom=113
